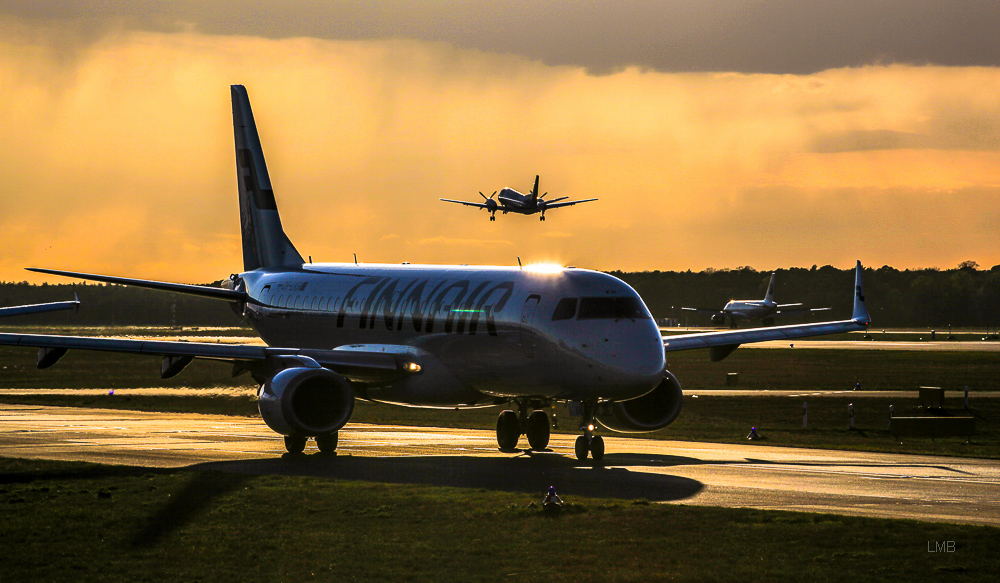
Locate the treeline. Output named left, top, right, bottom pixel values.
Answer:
left=613, top=261, right=1000, bottom=328
left=2, top=261, right=998, bottom=328
left=0, top=282, right=243, bottom=326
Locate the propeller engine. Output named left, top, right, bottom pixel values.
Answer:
left=481, top=191, right=498, bottom=220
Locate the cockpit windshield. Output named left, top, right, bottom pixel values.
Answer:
left=577, top=297, right=650, bottom=320
left=551, top=297, right=578, bottom=320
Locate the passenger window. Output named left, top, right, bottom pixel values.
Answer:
left=551, top=297, right=578, bottom=321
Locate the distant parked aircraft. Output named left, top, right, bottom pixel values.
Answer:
left=440, top=175, right=597, bottom=221
left=681, top=273, right=831, bottom=327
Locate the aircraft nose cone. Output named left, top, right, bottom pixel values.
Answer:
left=603, top=320, right=666, bottom=394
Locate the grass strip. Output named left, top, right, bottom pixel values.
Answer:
left=1, top=456, right=997, bottom=583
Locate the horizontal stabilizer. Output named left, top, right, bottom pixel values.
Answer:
left=27, top=268, right=245, bottom=302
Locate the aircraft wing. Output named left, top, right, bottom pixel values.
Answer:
left=663, top=261, right=869, bottom=360
left=439, top=198, right=491, bottom=209
left=27, top=268, right=245, bottom=302
left=775, top=306, right=832, bottom=315
left=0, top=333, right=419, bottom=384
left=542, top=198, right=598, bottom=209
left=0, top=296, right=80, bottom=318
left=680, top=307, right=724, bottom=315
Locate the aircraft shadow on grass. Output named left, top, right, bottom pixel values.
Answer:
left=128, top=454, right=703, bottom=547
left=127, top=450, right=973, bottom=547
left=191, top=453, right=705, bottom=503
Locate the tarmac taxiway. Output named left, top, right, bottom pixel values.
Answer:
left=1, top=403, right=998, bottom=527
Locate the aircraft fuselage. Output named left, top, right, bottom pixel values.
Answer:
left=240, top=264, right=666, bottom=407
left=722, top=299, right=777, bottom=320
left=496, top=188, right=541, bottom=214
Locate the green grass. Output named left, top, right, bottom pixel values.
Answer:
left=0, top=457, right=996, bottom=583
left=667, top=348, right=1000, bottom=392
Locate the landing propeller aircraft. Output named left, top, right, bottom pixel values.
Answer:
left=0, top=86, right=871, bottom=461
left=681, top=272, right=831, bottom=327
left=440, top=175, right=597, bottom=221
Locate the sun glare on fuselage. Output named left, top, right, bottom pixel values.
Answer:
left=524, top=263, right=564, bottom=274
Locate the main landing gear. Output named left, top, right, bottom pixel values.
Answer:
left=539, top=214, right=546, bottom=221
left=495, top=401, right=551, bottom=452
left=283, top=432, right=339, bottom=455
left=574, top=401, right=604, bottom=461
left=489, top=213, right=496, bottom=221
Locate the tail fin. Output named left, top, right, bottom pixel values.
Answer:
left=231, top=85, right=304, bottom=272
left=764, top=273, right=776, bottom=302
left=529, top=175, right=539, bottom=204
left=852, top=260, right=871, bottom=324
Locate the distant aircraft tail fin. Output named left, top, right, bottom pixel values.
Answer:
left=852, top=260, right=871, bottom=324
left=231, top=85, right=304, bottom=272
left=764, top=272, right=776, bottom=303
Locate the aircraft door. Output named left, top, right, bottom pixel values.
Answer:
left=519, top=294, right=540, bottom=358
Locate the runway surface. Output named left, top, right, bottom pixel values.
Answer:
left=2, top=404, right=998, bottom=527
left=745, top=340, right=1000, bottom=352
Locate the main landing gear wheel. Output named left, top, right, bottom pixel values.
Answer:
left=573, top=435, right=606, bottom=461
left=540, top=215, right=546, bottom=221
left=526, top=411, right=551, bottom=451
left=284, top=435, right=307, bottom=454
left=496, top=410, right=520, bottom=451
left=315, top=432, right=338, bottom=455
left=490, top=215, right=496, bottom=221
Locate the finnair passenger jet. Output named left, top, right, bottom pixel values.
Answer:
left=0, top=86, right=871, bottom=461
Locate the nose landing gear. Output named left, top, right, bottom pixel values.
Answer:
left=574, top=401, right=605, bottom=461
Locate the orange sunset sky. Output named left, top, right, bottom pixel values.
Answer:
left=2, top=1, right=1000, bottom=284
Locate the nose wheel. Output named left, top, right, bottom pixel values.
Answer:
left=574, top=435, right=605, bottom=461
left=574, top=400, right=605, bottom=461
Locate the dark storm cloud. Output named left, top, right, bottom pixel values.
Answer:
left=6, top=0, right=1000, bottom=74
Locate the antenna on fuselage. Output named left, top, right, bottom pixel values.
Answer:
left=354, top=253, right=359, bottom=265
left=517, top=256, right=522, bottom=269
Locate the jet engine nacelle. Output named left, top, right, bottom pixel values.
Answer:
left=597, top=371, right=683, bottom=433
left=258, top=366, right=355, bottom=437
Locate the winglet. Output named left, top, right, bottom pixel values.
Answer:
left=852, top=260, right=870, bottom=325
